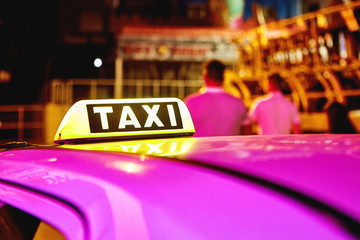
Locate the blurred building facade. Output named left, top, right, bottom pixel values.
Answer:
left=234, top=0, right=360, bottom=132
left=0, top=0, right=320, bottom=104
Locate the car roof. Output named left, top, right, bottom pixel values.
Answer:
left=58, top=134, right=360, bottom=223
left=1, top=134, right=360, bottom=239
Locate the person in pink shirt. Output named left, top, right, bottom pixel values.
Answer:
left=249, top=73, right=301, bottom=135
left=185, top=60, right=248, bottom=137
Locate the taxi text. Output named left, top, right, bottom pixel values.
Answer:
left=87, top=102, right=183, bottom=133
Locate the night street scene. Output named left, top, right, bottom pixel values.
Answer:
left=0, top=0, right=358, bottom=143
left=1, top=1, right=360, bottom=240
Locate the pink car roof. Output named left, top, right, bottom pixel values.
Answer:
left=1, top=134, right=359, bottom=239
left=56, top=133, right=360, bottom=225
left=178, top=134, right=360, bottom=223
left=54, top=133, right=360, bottom=223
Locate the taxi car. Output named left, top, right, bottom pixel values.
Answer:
left=0, top=98, right=359, bottom=239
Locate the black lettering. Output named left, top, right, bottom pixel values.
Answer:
left=87, top=102, right=183, bottom=133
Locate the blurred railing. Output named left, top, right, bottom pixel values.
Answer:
left=50, top=78, right=115, bottom=105
left=0, top=104, right=44, bottom=144
left=0, top=78, right=203, bottom=144
left=50, top=78, right=203, bottom=104
left=1, top=74, right=359, bottom=144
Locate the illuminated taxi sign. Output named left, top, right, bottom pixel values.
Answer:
left=54, top=98, right=195, bottom=144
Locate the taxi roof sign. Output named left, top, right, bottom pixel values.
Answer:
left=54, top=98, right=195, bottom=144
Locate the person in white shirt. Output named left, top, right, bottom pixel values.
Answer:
left=249, top=73, right=301, bottom=135
left=185, top=60, right=248, bottom=137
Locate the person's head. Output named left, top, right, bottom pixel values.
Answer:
left=267, top=73, right=283, bottom=92
left=324, top=101, right=356, bottom=133
left=203, top=60, right=225, bottom=86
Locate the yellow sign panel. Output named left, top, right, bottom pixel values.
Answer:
left=54, top=98, right=195, bottom=144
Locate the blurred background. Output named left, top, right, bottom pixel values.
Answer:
left=0, top=0, right=359, bottom=143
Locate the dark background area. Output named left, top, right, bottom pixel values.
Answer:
left=0, top=0, right=311, bottom=105
left=0, top=1, right=59, bottom=104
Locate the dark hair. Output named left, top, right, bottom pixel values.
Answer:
left=324, top=101, right=356, bottom=133
left=267, top=73, right=283, bottom=90
left=204, top=60, right=225, bottom=83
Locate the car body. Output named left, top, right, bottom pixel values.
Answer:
left=0, top=98, right=359, bottom=239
